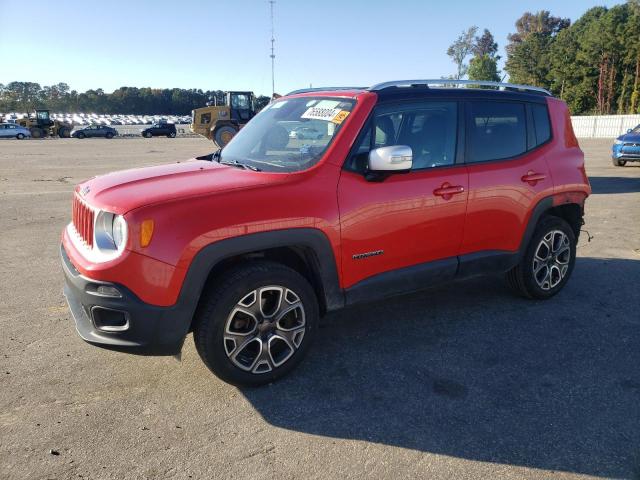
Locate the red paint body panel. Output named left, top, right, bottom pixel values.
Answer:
left=337, top=166, right=468, bottom=288
left=461, top=148, right=553, bottom=254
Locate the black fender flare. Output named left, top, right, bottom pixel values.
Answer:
left=517, top=194, right=586, bottom=260
left=175, top=228, right=344, bottom=328
left=517, top=196, right=554, bottom=260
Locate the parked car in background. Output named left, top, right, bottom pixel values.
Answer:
left=72, top=125, right=118, bottom=139
left=612, top=124, right=640, bottom=166
left=289, top=125, right=324, bottom=140
left=141, top=123, right=177, bottom=138
left=0, top=123, right=31, bottom=139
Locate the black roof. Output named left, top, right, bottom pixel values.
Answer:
left=374, top=86, right=549, bottom=104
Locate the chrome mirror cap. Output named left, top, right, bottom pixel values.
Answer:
left=368, top=145, right=412, bottom=172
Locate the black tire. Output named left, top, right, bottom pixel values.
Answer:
left=76, top=132, right=85, bottom=139
left=612, top=158, right=626, bottom=167
left=143, top=131, right=152, bottom=138
left=30, top=128, right=44, bottom=139
left=213, top=125, right=237, bottom=147
left=105, top=132, right=114, bottom=139
left=167, top=132, right=176, bottom=138
left=194, top=261, right=318, bottom=386
left=58, top=127, right=71, bottom=138
left=506, top=216, right=576, bottom=300
left=16, top=133, right=25, bottom=140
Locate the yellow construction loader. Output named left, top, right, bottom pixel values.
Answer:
left=17, top=110, right=72, bottom=138
left=190, top=91, right=256, bottom=147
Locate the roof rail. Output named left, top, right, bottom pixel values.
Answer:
left=286, top=86, right=365, bottom=96
left=369, top=79, right=552, bottom=96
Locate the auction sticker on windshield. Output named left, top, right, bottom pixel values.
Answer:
left=302, top=107, right=350, bottom=124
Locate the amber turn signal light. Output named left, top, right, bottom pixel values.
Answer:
left=140, top=219, right=154, bottom=247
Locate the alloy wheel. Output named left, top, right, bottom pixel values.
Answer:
left=223, top=286, right=306, bottom=374
left=532, top=230, right=571, bottom=291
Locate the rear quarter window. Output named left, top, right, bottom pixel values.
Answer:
left=531, top=103, right=551, bottom=146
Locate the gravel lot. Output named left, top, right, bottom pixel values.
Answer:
left=1, top=137, right=639, bottom=480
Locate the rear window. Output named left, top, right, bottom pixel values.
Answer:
left=467, top=101, right=527, bottom=162
left=531, top=103, right=551, bottom=146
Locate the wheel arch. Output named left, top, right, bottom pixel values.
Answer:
left=177, top=229, right=344, bottom=333
left=520, top=193, right=586, bottom=256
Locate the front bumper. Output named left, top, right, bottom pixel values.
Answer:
left=613, top=147, right=640, bottom=161
left=61, top=244, right=192, bottom=355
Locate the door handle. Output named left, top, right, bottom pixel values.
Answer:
left=434, top=183, right=465, bottom=200
left=521, top=171, right=546, bottom=185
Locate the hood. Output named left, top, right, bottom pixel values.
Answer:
left=76, top=159, right=278, bottom=214
left=618, top=132, right=640, bottom=143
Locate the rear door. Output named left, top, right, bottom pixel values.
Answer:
left=338, top=100, right=468, bottom=294
left=460, top=99, right=554, bottom=261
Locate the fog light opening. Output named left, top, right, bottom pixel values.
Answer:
left=91, top=307, right=130, bottom=332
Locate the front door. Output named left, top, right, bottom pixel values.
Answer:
left=337, top=100, right=468, bottom=298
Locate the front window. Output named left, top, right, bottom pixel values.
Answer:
left=220, top=96, right=355, bottom=172
left=231, top=94, right=251, bottom=109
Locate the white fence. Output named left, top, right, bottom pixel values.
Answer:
left=571, top=115, right=640, bottom=138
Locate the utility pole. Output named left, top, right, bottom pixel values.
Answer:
left=269, top=0, right=276, bottom=98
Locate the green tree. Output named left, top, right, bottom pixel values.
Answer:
left=447, top=26, right=478, bottom=79
left=468, top=54, right=501, bottom=82
left=505, top=11, right=570, bottom=87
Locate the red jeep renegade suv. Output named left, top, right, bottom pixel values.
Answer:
left=61, top=80, right=590, bottom=386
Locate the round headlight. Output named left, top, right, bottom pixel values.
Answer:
left=112, top=215, right=127, bottom=249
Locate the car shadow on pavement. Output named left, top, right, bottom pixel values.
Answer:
left=241, top=257, right=640, bottom=478
left=589, top=176, right=640, bottom=194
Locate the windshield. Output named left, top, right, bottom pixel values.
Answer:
left=632, top=124, right=640, bottom=134
left=220, top=96, right=356, bottom=172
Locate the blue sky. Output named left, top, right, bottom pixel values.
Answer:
left=0, top=0, right=620, bottom=96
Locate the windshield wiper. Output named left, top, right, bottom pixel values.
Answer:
left=220, top=159, right=261, bottom=171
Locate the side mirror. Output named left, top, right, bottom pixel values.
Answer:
left=627, top=129, right=633, bottom=134
left=368, top=145, right=412, bottom=172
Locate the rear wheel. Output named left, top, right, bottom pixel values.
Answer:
left=194, top=261, right=318, bottom=386
left=76, top=132, right=85, bottom=139
left=143, top=131, right=152, bottom=138
left=167, top=132, right=176, bottom=138
left=506, top=216, right=576, bottom=299
left=16, top=133, right=25, bottom=140
left=214, top=125, right=237, bottom=147
left=105, top=132, right=114, bottom=139
left=612, top=158, right=627, bottom=167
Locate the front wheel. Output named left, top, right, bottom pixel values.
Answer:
left=76, top=132, right=85, bottom=139
left=506, top=216, right=576, bottom=299
left=194, top=261, right=318, bottom=386
left=105, top=132, right=114, bottom=139
left=213, top=125, right=237, bottom=147
left=16, top=133, right=25, bottom=140
left=612, top=158, right=627, bottom=167
left=143, top=132, right=152, bottom=138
